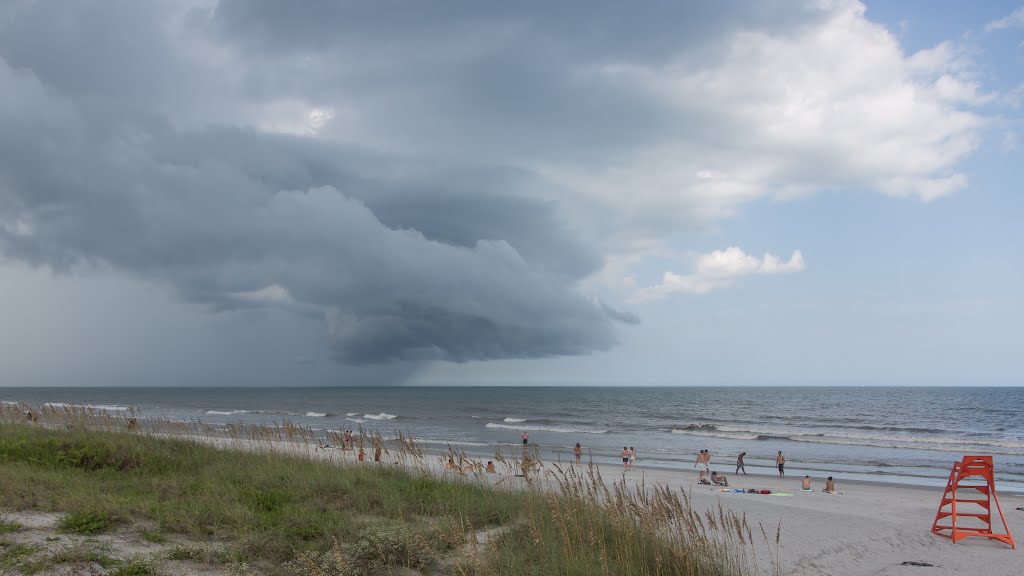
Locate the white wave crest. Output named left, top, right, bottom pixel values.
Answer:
left=346, top=418, right=366, bottom=424
left=305, top=412, right=327, bottom=418
left=363, top=413, right=397, bottom=420
left=672, top=429, right=759, bottom=441
left=503, top=417, right=527, bottom=423
left=485, top=422, right=607, bottom=434
left=346, top=412, right=358, bottom=416
left=45, top=402, right=131, bottom=411
left=205, top=409, right=250, bottom=415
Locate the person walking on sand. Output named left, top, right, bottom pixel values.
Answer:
left=628, top=447, right=636, bottom=470
left=736, top=451, right=746, bottom=475
left=621, top=447, right=630, bottom=470
left=693, top=449, right=704, bottom=469
left=574, top=442, right=583, bottom=466
left=776, top=451, right=786, bottom=476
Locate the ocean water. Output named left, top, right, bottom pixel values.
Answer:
left=2, top=386, right=1022, bottom=494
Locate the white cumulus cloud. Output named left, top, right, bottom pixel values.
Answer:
left=634, top=247, right=805, bottom=301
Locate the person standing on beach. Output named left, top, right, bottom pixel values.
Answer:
left=522, top=432, right=529, bottom=445
left=374, top=442, right=382, bottom=463
left=776, top=451, right=786, bottom=476
left=628, top=447, right=636, bottom=470
left=574, top=442, right=583, bottom=466
left=736, top=452, right=746, bottom=475
left=621, top=447, right=630, bottom=470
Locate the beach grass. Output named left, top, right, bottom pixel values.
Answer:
left=0, top=419, right=759, bottom=575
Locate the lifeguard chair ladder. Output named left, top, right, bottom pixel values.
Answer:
left=931, top=455, right=1014, bottom=549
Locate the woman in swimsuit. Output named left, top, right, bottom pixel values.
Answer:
left=574, top=442, right=583, bottom=466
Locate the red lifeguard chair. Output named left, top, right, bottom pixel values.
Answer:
left=931, top=455, right=1014, bottom=549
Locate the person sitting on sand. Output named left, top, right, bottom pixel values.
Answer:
left=445, top=457, right=457, bottom=470
left=711, top=471, right=729, bottom=486
left=486, top=461, right=496, bottom=473
left=801, top=475, right=812, bottom=491
left=824, top=477, right=835, bottom=493
left=462, top=464, right=474, bottom=474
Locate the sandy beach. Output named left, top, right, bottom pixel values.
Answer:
left=178, top=434, right=1022, bottom=576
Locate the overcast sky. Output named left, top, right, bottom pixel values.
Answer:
left=1, top=0, right=1022, bottom=387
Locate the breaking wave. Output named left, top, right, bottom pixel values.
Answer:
left=364, top=413, right=397, bottom=421
left=485, top=422, right=607, bottom=434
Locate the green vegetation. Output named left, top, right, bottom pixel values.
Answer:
left=0, top=421, right=758, bottom=575
left=57, top=510, right=114, bottom=535
left=0, top=519, right=22, bottom=534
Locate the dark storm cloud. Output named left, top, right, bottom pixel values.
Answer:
left=0, top=0, right=624, bottom=364
left=202, top=0, right=823, bottom=162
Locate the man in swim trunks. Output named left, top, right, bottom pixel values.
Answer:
left=522, top=432, right=528, bottom=445
left=776, top=451, right=785, bottom=476
left=622, top=447, right=630, bottom=470
left=736, top=452, right=746, bottom=475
